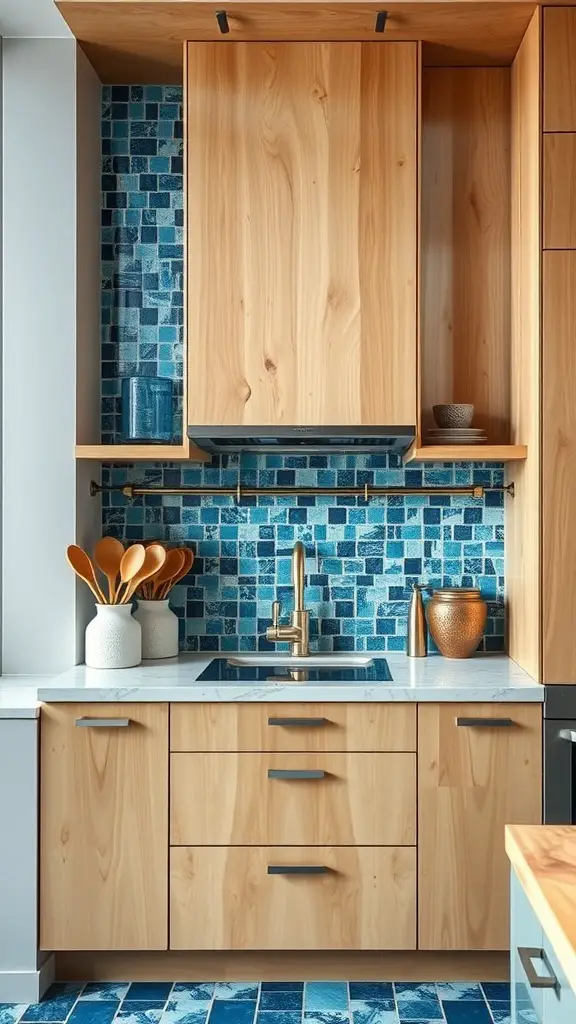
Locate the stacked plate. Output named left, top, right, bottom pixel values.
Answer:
left=426, top=427, right=487, bottom=445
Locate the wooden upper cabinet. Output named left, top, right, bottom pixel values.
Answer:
left=40, top=704, right=169, bottom=951
left=186, top=42, right=418, bottom=427
left=418, top=704, right=542, bottom=951
left=544, top=8, right=576, bottom=131
left=543, top=135, right=576, bottom=249
left=543, top=252, right=576, bottom=684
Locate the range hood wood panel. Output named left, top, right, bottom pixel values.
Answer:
left=186, top=41, right=418, bottom=433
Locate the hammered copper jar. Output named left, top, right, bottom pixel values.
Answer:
left=426, top=588, right=487, bottom=658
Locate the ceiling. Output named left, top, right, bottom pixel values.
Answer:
left=0, top=0, right=71, bottom=36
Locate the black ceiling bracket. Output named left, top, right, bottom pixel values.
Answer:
left=375, top=10, right=388, bottom=33
left=216, top=10, right=230, bottom=34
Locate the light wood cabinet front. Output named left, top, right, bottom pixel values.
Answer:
left=543, top=135, right=576, bottom=249
left=170, top=702, right=416, bottom=752
left=544, top=8, right=576, bottom=131
left=418, top=703, right=542, bottom=951
left=543, top=251, right=576, bottom=683
left=186, top=42, right=417, bottom=428
left=171, top=752, right=416, bottom=846
left=40, top=704, right=169, bottom=951
left=170, top=846, right=416, bottom=950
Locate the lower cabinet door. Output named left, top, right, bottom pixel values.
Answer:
left=511, top=872, right=545, bottom=1024
left=541, top=929, right=576, bottom=1024
left=170, top=846, right=416, bottom=950
left=40, top=703, right=169, bottom=951
left=418, top=703, right=542, bottom=950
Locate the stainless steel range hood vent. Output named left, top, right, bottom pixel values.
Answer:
left=188, top=426, right=416, bottom=454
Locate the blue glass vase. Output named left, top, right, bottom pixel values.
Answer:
left=121, top=376, right=174, bottom=443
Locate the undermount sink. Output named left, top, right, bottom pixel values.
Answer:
left=227, top=654, right=374, bottom=669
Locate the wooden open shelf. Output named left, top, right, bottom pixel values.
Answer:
left=405, top=443, right=528, bottom=463
left=75, top=442, right=209, bottom=462
left=417, top=65, right=526, bottom=461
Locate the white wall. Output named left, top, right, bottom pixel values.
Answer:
left=2, top=39, right=101, bottom=673
left=0, top=717, right=54, bottom=1003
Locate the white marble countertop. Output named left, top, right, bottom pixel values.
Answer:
left=0, top=653, right=543, bottom=711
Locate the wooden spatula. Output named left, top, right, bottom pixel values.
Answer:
left=94, top=536, right=124, bottom=603
left=67, top=545, right=107, bottom=604
left=120, top=544, right=166, bottom=604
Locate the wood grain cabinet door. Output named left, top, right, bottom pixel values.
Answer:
left=186, top=42, right=417, bottom=427
left=40, top=703, right=169, bottom=951
left=543, top=252, right=576, bottom=683
left=418, top=703, right=542, bottom=951
left=544, top=8, right=576, bottom=131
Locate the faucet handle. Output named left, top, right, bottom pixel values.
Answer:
left=271, top=600, right=281, bottom=627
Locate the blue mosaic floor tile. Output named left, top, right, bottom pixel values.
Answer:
left=121, top=1003, right=167, bottom=1013
left=208, top=1002, right=257, bottom=1024
left=442, top=1001, right=491, bottom=1024
left=171, top=987, right=214, bottom=1003
left=255, top=1013, right=302, bottom=1024
left=350, top=998, right=398, bottom=1024
left=437, top=983, right=484, bottom=1001
left=488, top=1002, right=538, bottom=1024
left=304, top=1013, right=349, bottom=1024
left=259, top=987, right=303, bottom=994
left=0, top=1006, right=27, bottom=1024
left=21, top=987, right=82, bottom=1022
left=81, top=985, right=129, bottom=1002
left=126, top=986, right=173, bottom=1004
left=393, top=986, right=442, bottom=1023
left=161, top=1005, right=210, bottom=1024
left=66, top=1001, right=119, bottom=1024
left=305, top=984, right=348, bottom=1012
left=117, top=1011, right=163, bottom=1024
left=213, top=987, right=258, bottom=1002
left=487, top=1004, right=511, bottom=1024
left=348, top=986, right=393, bottom=1003
left=258, top=993, right=302, bottom=1012
left=481, top=984, right=510, bottom=1003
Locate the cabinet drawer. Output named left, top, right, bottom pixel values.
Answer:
left=170, top=846, right=416, bottom=950
left=544, top=135, right=576, bottom=249
left=171, top=752, right=416, bottom=846
left=170, top=703, right=416, bottom=752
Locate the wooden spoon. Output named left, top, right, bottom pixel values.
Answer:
left=67, top=545, right=107, bottom=604
left=94, top=536, right=124, bottom=603
left=120, top=544, right=166, bottom=604
left=115, top=544, right=146, bottom=604
left=150, top=548, right=185, bottom=598
left=159, top=548, right=194, bottom=599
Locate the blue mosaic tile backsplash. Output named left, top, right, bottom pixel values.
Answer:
left=100, top=86, right=506, bottom=654
left=102, top=455, right=506, bottom=653
left=101, top=85, right=184, bottom=443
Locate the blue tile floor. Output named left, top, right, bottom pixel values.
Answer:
left=0, top=982, right=529, bottom=1024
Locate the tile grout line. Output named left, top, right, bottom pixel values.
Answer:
left=253, top=982, right=262, bottom=1024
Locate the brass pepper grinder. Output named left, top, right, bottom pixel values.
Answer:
left=407, top=583, right=428, bottom=658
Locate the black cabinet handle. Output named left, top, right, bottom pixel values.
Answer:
left=518, top=947, right=557, bottom=989
left=456, top=717, right=513, bottom=727
left=267, top=769, right=325, bottom=780
left=268, top=717, right=327, bottom=727
left=268, top=865, right=328, bottom=875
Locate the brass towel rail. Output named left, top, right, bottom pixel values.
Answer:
left=91, top=481, right=515, bottom=502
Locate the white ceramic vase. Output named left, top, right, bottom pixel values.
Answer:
left=134, top=599, right=179, bottom=660
left=85, top=604, right=142, bottom=669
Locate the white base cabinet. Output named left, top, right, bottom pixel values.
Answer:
left=511, top=870, right=576, bottom=1024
